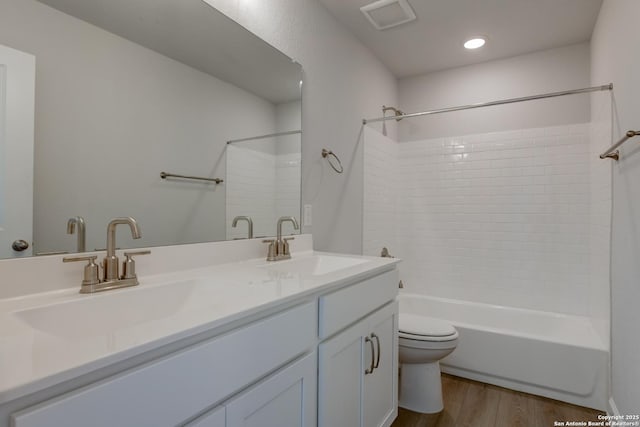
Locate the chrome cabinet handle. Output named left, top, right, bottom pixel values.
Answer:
left=365, top=336, right=375, bottom=375
left=371, top=333, right=381, bottom=370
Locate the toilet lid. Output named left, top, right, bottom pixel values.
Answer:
left=399, top=314, right=457, bottom=337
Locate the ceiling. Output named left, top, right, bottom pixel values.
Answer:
left=318, top=0, right=603, bottom=78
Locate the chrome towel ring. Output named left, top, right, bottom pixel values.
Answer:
left=322, top=149, right=343, bottom=174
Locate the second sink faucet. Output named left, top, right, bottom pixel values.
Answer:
left=104, top=217, right=141, bottom=281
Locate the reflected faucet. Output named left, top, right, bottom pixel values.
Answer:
left=232, top=216, right=254, bottom=239
left=66, top=216, right=86, bottom=252
left=104, top=217, right=141, bottom=281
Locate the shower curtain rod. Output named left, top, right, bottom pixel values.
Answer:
left=362, top=84, right=613, bottom=125
left=227, top=130, right=301, bottom=144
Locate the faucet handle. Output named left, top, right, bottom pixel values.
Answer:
left=63, top=255, right=101, bottom=287
left=282, top=237, right=295, bottom=257
left=262, top=239, right=277, bottom=261
left=122, top=250, right=151, bottom=280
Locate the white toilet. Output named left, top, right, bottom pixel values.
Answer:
left=398, top=313, right=459, bottom=414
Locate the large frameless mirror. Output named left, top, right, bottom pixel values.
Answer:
left=0, top=0, right=302, bottom=258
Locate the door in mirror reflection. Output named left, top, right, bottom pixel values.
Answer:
left=0, top=44, right=35, bottom=258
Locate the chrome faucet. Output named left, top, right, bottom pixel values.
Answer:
left=66, top=216, right=86, bottom=252
left=232, top=216, right=254, bottom=239
left=263, top=216, right=299, bottom=261
left=63, top=216, right=150, bottom=293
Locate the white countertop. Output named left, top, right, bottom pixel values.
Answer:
left=0, top=250, right=398, bottom=405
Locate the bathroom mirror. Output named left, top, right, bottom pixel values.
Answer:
left=0, top=0, right=302, bottom=258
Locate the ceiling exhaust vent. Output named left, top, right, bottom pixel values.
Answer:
left=360, top=0, right=416, bottom=31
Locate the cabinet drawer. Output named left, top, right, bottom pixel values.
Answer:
left=12, top=302, right=317, bottom=427
left=319, top=269, right=398, bottom=339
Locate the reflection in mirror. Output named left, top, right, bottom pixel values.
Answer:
left=226, top=130, right=301, bottom=240
left=0, top=0, right=302, bottom=259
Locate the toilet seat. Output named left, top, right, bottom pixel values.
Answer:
left=399, top=314, right=458, bottom=342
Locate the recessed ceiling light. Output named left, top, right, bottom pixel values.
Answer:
left=464, top=37, right=486, bottom=50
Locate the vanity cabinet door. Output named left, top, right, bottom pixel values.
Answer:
left=318, top=301, right=398, bottom=427
left=363, top=302, right=398, bottom=427
left=318, top=317, right=369, bottom=427
left=225, top=352, right=317, bottom=427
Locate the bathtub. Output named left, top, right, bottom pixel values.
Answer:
left=399, top=293, right=608, bottom=411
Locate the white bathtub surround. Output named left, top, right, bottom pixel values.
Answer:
left=400, top=294, right=608, bottom=410
left=397, top=123, right=595, bottom=314
left=364, top=123, right=610, bottom=317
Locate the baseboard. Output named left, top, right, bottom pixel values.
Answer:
left=608, top=397, right=620, bottom=416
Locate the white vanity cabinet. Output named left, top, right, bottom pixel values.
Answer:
left=11, top=302, right=317, bottom=427
left=317, top=270, right=399, bottom=427
left=3, top=261, right=400, bottom=427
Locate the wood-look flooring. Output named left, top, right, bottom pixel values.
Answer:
left=392, top=374, right=604, bottom=427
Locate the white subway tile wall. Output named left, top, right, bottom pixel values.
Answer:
left=226, top=145, right=277, bottom=240
left=275, top=153, right=302, bottom=224
left=226, top=145, right=301, bottom=240
left=364, top=122, right=610, bottom=316
left=588, top=92, right=612, bottom=345
left=363, top=127, right=398, bottom=257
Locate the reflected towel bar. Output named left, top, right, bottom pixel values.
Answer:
left=599, top=130, right=640, bottom=161
left=160, top=172, right=223, bottom=184
left=227, top=130, right=301, bottom=144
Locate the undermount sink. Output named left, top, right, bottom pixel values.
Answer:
left=260, top=255, right=369, bottom=276
left=13, top=280, right=198, bottom=339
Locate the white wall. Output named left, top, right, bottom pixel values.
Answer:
left=398, top=43, right=591, bottom=141
left=591, top=0, right=640, bottom=414
left=206, top=0, right=398, bottom=254
left=0, top=0, right=279, bottom=253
